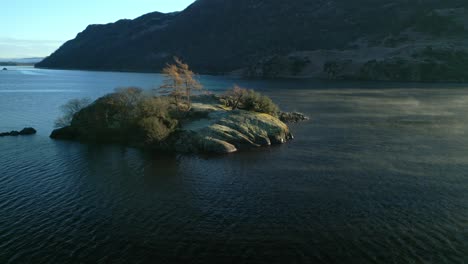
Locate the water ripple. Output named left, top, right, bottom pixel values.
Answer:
left=0, top=69, right=467, bottom=263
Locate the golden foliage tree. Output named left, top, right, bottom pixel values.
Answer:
left=160, top=63, right=184, bottom=109
left=159, top=57, right=203, bottom=111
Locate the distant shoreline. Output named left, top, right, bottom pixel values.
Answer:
left=0, top=62, right=36, bottom=67
left=34, top=65, right=230, bottom=77
left=34, top=65, right=468, bottom=85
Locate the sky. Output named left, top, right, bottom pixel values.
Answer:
left=0, top=0, right=196, bottom=59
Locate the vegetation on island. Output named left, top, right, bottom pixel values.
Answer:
left=52, top=58, right=303, bottom=154
left=54, top=98, right=92, bottom=128
left=221, top=85, right=279, bottom=116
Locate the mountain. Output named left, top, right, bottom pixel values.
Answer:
left=36, top=0, right=468, bottom=82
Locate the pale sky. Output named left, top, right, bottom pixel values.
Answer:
left=0, top=0, right=195, bottom=59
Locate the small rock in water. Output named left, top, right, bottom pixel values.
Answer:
left=0, top=127, right=37, bottom=137
left=279, top=112, right=309, bottom=123
left=19, top=127, right=37, bottom=135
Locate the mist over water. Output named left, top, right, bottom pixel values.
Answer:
left=0, top=67, right=467, bottom=263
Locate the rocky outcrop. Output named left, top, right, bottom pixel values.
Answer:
left=2, top=68, right=7, bottom=71
left=0, top=127, right=37, bottom=137
left=174, top=108, right=293, bottom=154
left=50, top=126, right=79, bottom=140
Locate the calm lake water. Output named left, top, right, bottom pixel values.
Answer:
left=0, top=66, right=467, bottom=263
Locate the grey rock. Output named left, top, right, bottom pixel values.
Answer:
left=279, top=112, right=309, bottom=123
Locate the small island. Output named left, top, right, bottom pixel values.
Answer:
left=0, top=127, right=37, bottom=137
left=2, top=68, right=7, bottom=71
left=51, top=59, right=306, bottom=154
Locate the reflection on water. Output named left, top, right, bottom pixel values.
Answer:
left=0, top=67, right=467, bottom=263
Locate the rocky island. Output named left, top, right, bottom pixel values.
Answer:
left=50, top=59, right=306, bottom=154
left=0, top=127, right=37, bottom=137
left=50, top=91, right=304, bottom=154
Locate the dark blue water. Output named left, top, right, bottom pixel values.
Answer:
left=0, top=67, right=467, bottom=263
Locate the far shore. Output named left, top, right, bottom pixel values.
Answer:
left=32, top=65, right=468, bottom=88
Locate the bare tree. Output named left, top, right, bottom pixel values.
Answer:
left=224, top=85, right=247, bottom=110
left=55, top=98, right=92, bottom=128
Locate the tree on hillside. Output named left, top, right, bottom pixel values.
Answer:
left=159, top=57, right=203, bottom=111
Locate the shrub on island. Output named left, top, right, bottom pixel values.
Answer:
left=221, top=85, right=279, bottom=116
left=53, top=87, right=178, bottom=146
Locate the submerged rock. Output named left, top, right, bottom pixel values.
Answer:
left=0, top=127, right=37, bottom=137
left=8, top=131, right=19, bottom=136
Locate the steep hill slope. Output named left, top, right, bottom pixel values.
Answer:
left=37, top=0, right=468, bottom=81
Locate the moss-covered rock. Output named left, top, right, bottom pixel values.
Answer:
left=174, top=109, right=292, bottom=154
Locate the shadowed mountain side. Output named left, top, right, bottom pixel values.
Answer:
left=37, top=0, right=468, bottom=81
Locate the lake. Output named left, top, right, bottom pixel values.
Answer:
left=0, top=67, right=466, bottom=263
